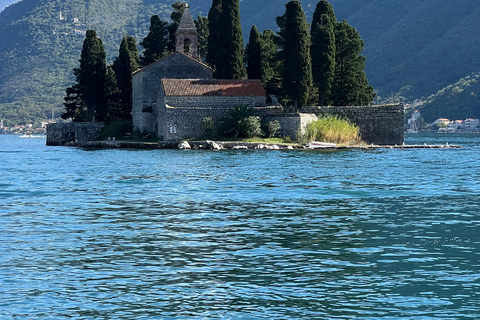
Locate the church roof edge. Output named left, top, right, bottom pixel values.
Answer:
left=132, top=51, right=212, bottom=76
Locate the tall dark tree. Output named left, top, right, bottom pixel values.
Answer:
left=62, top=71, right=85, bottom=121
left=206, top=0, right=222, bottom=70
left=216, top=0, right=246, bottom=79
left=103, top=66, right=122, bottom=121
left=62, top=30, right=106, bottom=122
left=113, top=36, right=140, bottom=120
left=260, top=29, right=282, bottom=96
left=140, top=15, right=169, bottom=66
left=167, top=2, right=187, bottom=52
left=311, top=0, right=336, bottom=106
left=277, top=0, right=312, bottom=110
left=246, top=25, right=262, bottom=80
left=195, top=15, right=209, bottom=62
left=333, top=20, right=375, bottom=106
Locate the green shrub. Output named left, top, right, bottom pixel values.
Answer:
left=99, top=120, right=132, bottom=140
left=202, top=117, right=215, bottom=137
left=220, top=105, right=265, bottom=138
left=302, top=115, right=361, bottom=145
left=267, top=120, right=281, bottom=138
left=244, top=116, right=263, bottom=138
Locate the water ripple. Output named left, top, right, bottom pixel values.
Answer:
left=1, top=134, right=480, bottom=319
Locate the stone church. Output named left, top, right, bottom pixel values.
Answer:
left=132, top=5, right=281, bottom=141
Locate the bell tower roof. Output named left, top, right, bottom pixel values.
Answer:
left=175, top=4, right=198, bottom=59
left=176, top=4, right=197, bottom=34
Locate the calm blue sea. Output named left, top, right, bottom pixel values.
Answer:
left=1, top=133, right=480, bottom=319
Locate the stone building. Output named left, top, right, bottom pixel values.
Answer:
left=131, top=5, right=281, bottom=140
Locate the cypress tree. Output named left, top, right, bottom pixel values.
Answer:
left=113, top=36, right=140, bottom=120
left=217, top=0, right=246, bottom=79
left=195, top=15, right=209, bottom=62
left=62, top=70, right=85, bottom=122
left=260, top=29, right=282, bottom=96
left=103, top=66, right=122, bottom=121
left=278, top=0, right=312, bottom=110
left=246, top=25, right=262, bottom=80
left=311, top=0, right=336, bottom=106
left=140, top=15, right=169, bottom=66
left=62, top=30, right=106, bottom=122
left=167, top=2, right=187, bottom=53
left=206, top=0, right=222, bottom=69
left=333, top=20, right=375, bottom=106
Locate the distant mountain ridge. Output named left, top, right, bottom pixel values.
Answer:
left=0, top=0, right=17, bottom=11
left=1, top=0, right=480, bottom=124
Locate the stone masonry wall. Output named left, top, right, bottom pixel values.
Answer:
left=160, top=103, right=283, bottom=141
left=132, top=52, right=213, bottom=134
left=265, top=113, right=318, bottom=141
left=300, top=104, right=405, bottom=145
left=46, top=122, right=104, bottom=146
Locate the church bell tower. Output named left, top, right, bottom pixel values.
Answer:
left=175, top=4, right=198, bottom=59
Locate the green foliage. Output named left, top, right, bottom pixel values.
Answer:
left=201, top=116, right=214, bottom=137
left=206, top=0, right=222, bottom=70
left=302, top=115, right=361, bottom=145
left=267, top=120, right=281, bottom=138
left=0, top=0, right=175, bottom=125
left=246, top=25, right=262, bottom=80
left=260, top=29, right=282, bottom=96
left=167, top=2, right=186, bottom=53
left=311, top=0, right=336, bottom=106
left=243, top=116, right=263, bottom=138
left=333, top=20, right=375, bottom=106
left=418, top=73, right=480, bottom=122
left=277, top=0, right=312, bottom=110
left=195, top=15, right=209, bottom=62
left=140, top=15, right=169, bottom=66
left=103, top=65, right=122, bottom=121
left=80, top=30, right=107, bottom=121
left=99, top=120, right=132, bottom=140
left=3, top=0, right=480, bottom=125
left=112, top=35, right=140, bottom=120
left=62, top=30, right=106, bottom=122
left=214, top=0, right=246, bottom=79
left=220, top=105, right=264, bottom=138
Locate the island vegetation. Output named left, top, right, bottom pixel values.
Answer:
left=58, top=0, right=372, bottom=146
left=1, top=0, right=480, bottom=127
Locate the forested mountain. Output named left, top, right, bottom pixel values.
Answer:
left=1, top=0, right=480, bottom=125
left=416, top=73, right=480, bottom=122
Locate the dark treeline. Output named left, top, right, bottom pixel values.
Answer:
left=62, top=0, right=374, bottom=122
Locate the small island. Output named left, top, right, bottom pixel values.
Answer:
left=49, top=1, right=405, bottom=148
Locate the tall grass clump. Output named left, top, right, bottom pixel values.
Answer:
left=303, top=115, right=361, bottom=145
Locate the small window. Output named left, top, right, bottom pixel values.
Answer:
left=184, top=38, right=191, bottom=53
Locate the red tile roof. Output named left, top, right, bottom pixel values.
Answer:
left=162, top=79, right=265, bottom=97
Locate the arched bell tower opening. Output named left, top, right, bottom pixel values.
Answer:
left=175, top=4, right=198, bottom=59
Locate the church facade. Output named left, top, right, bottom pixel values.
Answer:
left=131, top=5, right=281, bottom=140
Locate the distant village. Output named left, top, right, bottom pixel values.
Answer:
left=0, top=119, right=50, bottom=135
left=407, top=108, right=480, bottom=133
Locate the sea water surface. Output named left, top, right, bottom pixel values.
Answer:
left=1, top=133, right=479, bottom=319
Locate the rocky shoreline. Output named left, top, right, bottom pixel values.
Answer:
left=63, top=140, right=461, bottom=150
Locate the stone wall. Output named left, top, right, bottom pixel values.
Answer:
left=265, top=113, right=318, bottom=141
left=300, top=104, right=405, bottom=145
left=46, top=122, right=104, bottom=146
left=132, top=52, right=213, bottom=134
left=160, top=104, right=283, bottom=141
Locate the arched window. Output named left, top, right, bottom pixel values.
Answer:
left=184, top=38, right=191, bottom=53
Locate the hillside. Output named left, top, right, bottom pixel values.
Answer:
left=1, top=0, right=480, bottom=125
left=416, top=73, right=480, bottom=122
